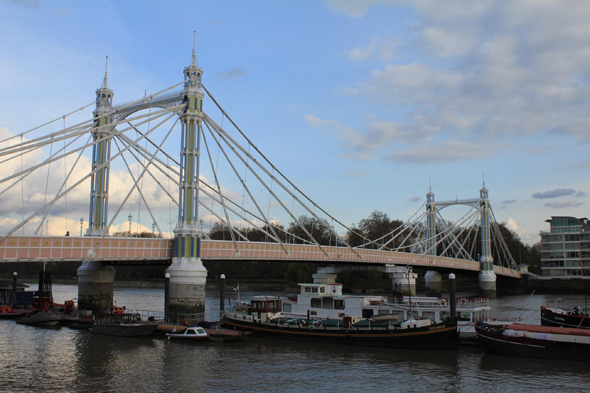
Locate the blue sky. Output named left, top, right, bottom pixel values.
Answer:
left=1, top=0, right=589, bottom=244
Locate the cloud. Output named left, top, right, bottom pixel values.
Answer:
left=324, top=0, right=396, bottom=18
left=532, top=188, right=576, bottom=199
left=575, top=191, right=587, bottom=197
left=544, top=200, right=585, bottom=208
left=582, top=161, right=590, bottom=168
left=384, top=140, right=494, bottom=164
left=348, top=37, right=402, bottom=61
left=410, top=196, right=421, bottom=203
left=332, top=1, right=590, bottom=165
left=502, top=200, right=516, bottom=204
left=214, top=67, right=246, bottom=81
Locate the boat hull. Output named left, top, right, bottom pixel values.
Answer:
left=221, top=317, right=458, bottom=349
left=541, top=306, right=590, bottom=329
left=16, top=311, right=61, bottom=326
left=475, top=323, right=590, bottom=362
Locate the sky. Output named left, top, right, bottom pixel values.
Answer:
left=0, top=0, right=589, bottom=245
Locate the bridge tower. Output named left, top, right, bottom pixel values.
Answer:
left=165, top=49, right=208, bottom=314
left=77, top=61, right=116, bottom=313
left=478, top=183, right=496, bottom=297
left=424, top=187, right=442, bottom=296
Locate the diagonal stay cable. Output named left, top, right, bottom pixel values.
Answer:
left=203, top=120, right=289, bottom=256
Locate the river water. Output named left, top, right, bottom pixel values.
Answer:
left=1, top=285, right=589, bottom=392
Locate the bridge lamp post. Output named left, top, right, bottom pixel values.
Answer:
left=80, top=217, right=84, bottom=236
left=200, top=219, right=204, bottom=237
left=152, top=222, right=155, bottom=237
left=128, top=214, right=133, bottom=237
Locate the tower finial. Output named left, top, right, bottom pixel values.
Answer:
left=101, top=56, right=109, bottom=89
left=191, top=31, right=197, bottom=66
left=482, top=172, right=486, bottom=188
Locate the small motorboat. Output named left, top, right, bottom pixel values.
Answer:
left=16, top=310, right=61, bottom=326
left=89, top=313, right=158, bottom=337
left=166, top=326, right=209, bottom=341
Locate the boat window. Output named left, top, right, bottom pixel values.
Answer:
left=362, top=309, right=374, bottom=318
left=322, top=297, right=334, bottom=309
left=283, top=304, right=292, bottom=313
left=305, top=287, right=313, bottom=293
left=319, top=287, right=325, bottom=294
left=311, top=298, right=322, bottom=308
left=334, top=299, right=344, bottom=310
left=187, top=330, right=195, bottom=335
left=197, top=328, right=206, bottom=334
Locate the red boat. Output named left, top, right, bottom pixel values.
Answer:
left=0, top=305, right=27, bottom=320
left=475, top=322, right=590, bottom=362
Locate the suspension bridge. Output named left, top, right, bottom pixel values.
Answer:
left=0, top=49, right=520, bottom=314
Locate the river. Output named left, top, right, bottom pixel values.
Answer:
left=1, top=284, right=589, bottom=392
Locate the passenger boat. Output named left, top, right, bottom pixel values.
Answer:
left=166, top=326, right=209, bottom=341
left=16, top=310, right=61, bottom=326
left=541, top=305, right=589, bottom=329
left=475, top=321, right=590, bottom=362
left=230, top=281, right=494, bottom=342
left=221, top=287, right=459, bottom=349
left=89, top=313, right=158, bottom=337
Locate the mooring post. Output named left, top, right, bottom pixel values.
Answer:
left=12, top=271, right=17, bottom=307
left=220, top=274, right=226, bottom=313
left=449, top=273, right=457, bottom=320
left=164, top=273, right=170, bottom=323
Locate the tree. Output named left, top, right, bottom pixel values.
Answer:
left=287, top=215, right=334, bottom=246
left=347, top=211, right=405, bottom=249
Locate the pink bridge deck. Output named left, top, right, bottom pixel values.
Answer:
left=0, top=236, right=520, bottom=278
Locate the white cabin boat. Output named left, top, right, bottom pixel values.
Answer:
left=241, top=282, right=495, bottom=341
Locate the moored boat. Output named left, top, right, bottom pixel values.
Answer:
left=221, top=294, right=459, bottom=349
left=475, top=322, right=590, bottom=362
left=541, top=305, right=589, bottom=329
left=231, top=280, right=496, bottom=343
left=16, top=310, right=61, bottom=326
left=89, top=313, right=158, bottom=337
left=0, top=305, right=28, bottom=320
left=166, top=326, right=209, bottom=341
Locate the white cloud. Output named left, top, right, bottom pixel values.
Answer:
left=334, top=1, right=590, bottom=164
left=544, top=199, right=585, bottom=209
left=348, top=37, right=402, bottom=61
left=384, top=140, right=495, bottom=164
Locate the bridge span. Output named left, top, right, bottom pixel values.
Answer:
left=0, top=235, right=520, bottom=279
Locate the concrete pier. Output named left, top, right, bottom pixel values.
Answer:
left=166, top=257, right=207, bottom=314
left=424, top=270, right=442, bottom=297
left=77, top=260, right=115, bottom=314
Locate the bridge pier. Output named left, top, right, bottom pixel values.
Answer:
left=77, top=260, right=115, bottom=314
left=479, top=270, right=497, bottom=298
left=390, top=266, right=416, bottom=296
left=166, top=256, right=207, bottom=314
left=424, top=270, right=442, bottom=297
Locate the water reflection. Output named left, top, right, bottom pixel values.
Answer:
left=2, top=287, right=590, bottom=392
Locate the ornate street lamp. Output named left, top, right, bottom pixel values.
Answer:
left=80, top=217, right=84, bottom=236
left=128, top=213, right=133, bottom=237
left=152, top=222, right=156, bottom=237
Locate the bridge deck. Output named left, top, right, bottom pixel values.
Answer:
left=0, top=236, right=520, bottom=278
